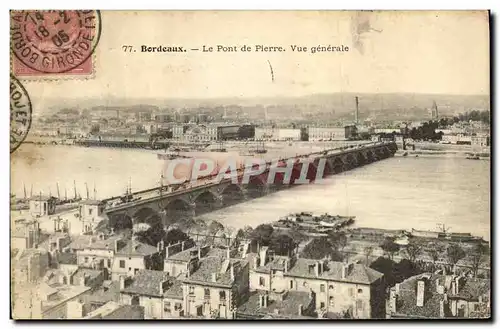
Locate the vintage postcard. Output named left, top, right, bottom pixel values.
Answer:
left=10, top=10, right=491, bottom=320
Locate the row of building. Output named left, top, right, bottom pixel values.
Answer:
left=12, top=227, right=491, bottom=319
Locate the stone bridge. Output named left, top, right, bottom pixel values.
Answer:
left=103, top=142, right=397, bottom=229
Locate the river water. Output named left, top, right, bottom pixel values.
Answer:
left=11, top=144, right=490, bottom=240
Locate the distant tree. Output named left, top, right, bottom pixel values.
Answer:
left=164, top=228, right=191, bottom=245
left=135, top=222, right=165, bottom=246
left=428, top=246, right=443, bottom=266
left=370, top=257, right=396, bottom=287
left=380, top=238, right=400, bottom=261
left=250, top=224, right=274, bottom=246
left=470, top=244, right=488, bottom=278
left=269, top=233, right=297, bottom=256
left=301, top=237, right=343, bottom=261
left=364, top=246, right=374, bottom=264
left=207, top=220, right=225, bottom=235
left=404, top=242, right=423, bottom=265
left=446, top=244, right=466, bottom=266
left=329, top=231, right=348, bottom=253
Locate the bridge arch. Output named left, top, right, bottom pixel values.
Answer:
left=108, top=213, right=133, bottom=231
left=246, top=173, right=269, bottom=198
left=331, top=157, right=345, bottom=174
left=220, top=184, right=245, bottom=206
left=132, top=207, right=162, bottom=226
left=344, top=154, right=357, bottom=170
left=193, top=190, right=218, bottom=216
left=163, top=198, right=194, bottom=227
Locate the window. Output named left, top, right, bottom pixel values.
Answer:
left=348, top=288, right=354, bottom=297
left=164, top=302, right=171, bottom=313
left=356, top=300, right=364, bottom=310
left=290, top=280, right=294, bottom=289
left=303, top=281, right=308, bottom=288
left=358, top=288, right=363, bottom=294
left=84, top=257, right=89, bottom=263
left=320, top=284, right=325, bottom=292
left=119, top=260, right=125, bottom=268
left=189, top=286, right=195, bottom=295
left=219, top=291, right=226, bottom=301
left=329, top=297, right=334, bottom=306
left=89, top=208, right=93, bottom=215
left=329, top=285, right=334, bottom=290
left=128, top=267, right=131, bottom=271
left=174, top=303, right=182, bottom=311
left=107, top=259, right=111, bottom=268
left=204, top=288, right=210, bottom=298
left=135, top=269, right=139, bottom=275
left=259, top=277, right=266, bottom=287
left=320, top=302, right=325, bottom=309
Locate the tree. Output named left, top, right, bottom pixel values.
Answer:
left=470, top=244, right=488, bottom=278
left=428, top=245, right=443, bottom=265
left=135, top=222, right=165, bottom=246
left=329, top=232, right=348, bottom=253
left=404, top=242, right=423, bottom=265
left=380, top=238, right=400, bottom=261
left=301, top=237, right=343, bottom=261
left=164, top=228, right=191, bottom=245
left=269, top=233, right=297, bottom=256
left=208, top=220, right=225, bottom=235
left=446, top=244, right=466, bottom=266
left=250, top=224, right=274, bottom=246
left=364, top=246, right=374, bottom=264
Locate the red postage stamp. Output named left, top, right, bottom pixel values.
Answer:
left=10, top=10, right=101, bottom=77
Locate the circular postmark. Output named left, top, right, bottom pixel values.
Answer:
left=10, top=10, right=102, bottom=74
left=10, top=74, right=32, bottom=153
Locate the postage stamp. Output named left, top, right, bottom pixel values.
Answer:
left=10, top=74, right=32, bottom=153
left=10, top=10, right=101, bottom=78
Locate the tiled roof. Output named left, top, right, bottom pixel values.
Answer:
left=122, top=269, right=176, bottom=298
left=166, top=247, right=197, bottom=262
left=237, top=291, right=313, bottom=317
left=164, top=279, right=183, bottom=300
left=183, top=256, right=248, bottom=288
left=392, top=273, right=444, bottom=318
left=286, top=258, right=383, bottom=285
left=58, top=252, right=77, bottom=265
left=101, top=305, right=144, bottom=319
left=73, top=268, right=102, bottom=281
left=116, top=240, right=158, bottom=257
left=80, top=281, right=121, bottom=304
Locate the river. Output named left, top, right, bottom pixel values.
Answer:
left=11, top=144, right=490, bottom=240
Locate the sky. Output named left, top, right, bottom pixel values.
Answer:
left=20, top=10, right=490, bottom=109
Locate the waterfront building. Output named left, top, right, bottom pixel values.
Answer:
left=29, top=196, right=57, bottom=217
left=386, top=273, right=490, bottom=319
left=248, top=249, right=385, bottom=319
left=307, top=126, right=357, bottom=141
left=111, top=239, right=161, bottom=280
left=254, top=127, right=301, bottom=141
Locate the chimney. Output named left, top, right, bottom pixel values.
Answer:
left=298, top=304, right=303, bottom=316
left=211, top=272, right=217, bottom=283
left=454, top=277, right=461, bottom=294
left=80, top=274, right=87, bottom=286
left=416, top=280, right=425, bottom=307
left=390, top=290, right=397, bottom=313
left=259, top=247, right=268, bottom=267
left=197, top=247, right=201, bottom=259
left=157, top=242, right=161, bottom=252
left=341, top=264, right=348, bottom=279
left=230, top=264, right=235, bottom=281
left=181, top=241, right=185, bottom=251
left=88, top=236, right=93, bottom=247
left=395, top=283, right=400, bottom=295
left=284, top=259, right=289, bottom=273
left=165, top=246, right=170, bottom=259
left=450, top=281, right=456, bottom=296
left=253, top=256, right=259, bottom=270
left=159, top=280, right=165, bottom=294
left=439, top=300, right=446, bottom=318
left=227, top=247, right=231, bottom=260
left=119, top=276, right=126, bottom=290
left=315, top=263, right=319, bottom=277
left=114, top=239, right=120, bottom=253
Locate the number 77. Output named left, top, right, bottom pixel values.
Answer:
left=122, top=45, right=133, bottom=52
